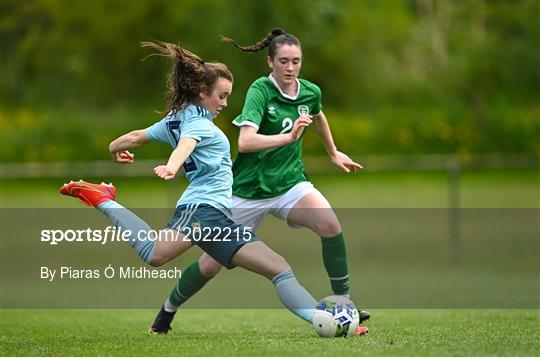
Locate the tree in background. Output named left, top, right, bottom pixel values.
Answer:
left=1, top=0, right=538, bottom=161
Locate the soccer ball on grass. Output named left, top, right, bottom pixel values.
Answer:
left=312, top=295, right=360, bottom=337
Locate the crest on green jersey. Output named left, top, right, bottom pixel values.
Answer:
left=267, top=106, right=276, bottom=115
left=298, top=105, right=309, bottom=116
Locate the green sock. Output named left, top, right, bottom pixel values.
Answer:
left=168, top=260, right=211, bottom=308
left=321, top=233, right=350, bottom=295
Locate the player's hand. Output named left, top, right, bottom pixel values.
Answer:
left=111, top=150, right=134, bottom=164
left=330, top=151, right=363, bottom=173
left=289, top=115, right=313, bottom=143
left=154, top=165, right=177, bottom=180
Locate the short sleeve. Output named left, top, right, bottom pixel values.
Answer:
left=232, top=82, right=266, bottom=130
left=145, top=115, right=172, bottom=144
left=180, top=117, right=213, bottom=142
left=312, top=84, right=322, bottom=115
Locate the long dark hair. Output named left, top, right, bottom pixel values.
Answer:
left=141, top=40, right=233, bottom=115
left=220, top=28, right=301, bottom=59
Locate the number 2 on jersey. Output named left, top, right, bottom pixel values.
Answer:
left=279, top=117, right=293, bottom=134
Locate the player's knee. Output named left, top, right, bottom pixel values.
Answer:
left=148, top=260, right=163, bottom=267
left=198, top=255, right=223, bottom=278
left=316, top=218, right=341, bottom=237
left=149, top=253, right=168, bottom=267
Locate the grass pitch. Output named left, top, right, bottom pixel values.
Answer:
left=2, top=170, right=538, bottom=208
left=1, top=309, right=538, bottom=356
left=1, top=170, right=538, bottom=356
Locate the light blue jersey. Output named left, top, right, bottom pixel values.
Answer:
left=145, top=104, right=233, bottom=212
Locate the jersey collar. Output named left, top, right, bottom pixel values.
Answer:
left=268, top=73, right=300, bottom=100
left=186, top=104, right=213, bottom=121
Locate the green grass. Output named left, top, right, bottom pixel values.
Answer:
left=1, top=309, right=538, bottom=356
left=1, top=170, right=538, bottom=355
left=1, top=170, right=538, bottom=208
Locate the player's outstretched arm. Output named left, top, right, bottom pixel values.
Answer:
left=238, top=115, right=312, bottom=153
left=109, top=129, right=151, bottom=163
left=313, top=111, right=363, bottom=173
left=154, top=137, right=197, bottom=180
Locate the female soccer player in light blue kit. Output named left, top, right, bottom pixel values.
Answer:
left=60, top=40, right=318, bottom=328
left=151, top=29, right=369, bottom=334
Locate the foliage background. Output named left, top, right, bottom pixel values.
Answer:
left=1, top=0, right=539, bottom=162
left=1, top=3, right=538, bottom=355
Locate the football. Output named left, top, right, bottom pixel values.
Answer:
left=312, top=295, right=360, bottom=337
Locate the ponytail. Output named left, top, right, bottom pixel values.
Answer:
left=220, top=28, right=301, bottom=59
left=141, top=40, right=206, bottom=115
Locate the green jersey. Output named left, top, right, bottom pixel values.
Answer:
left=232, top=75, right=322, bottom=199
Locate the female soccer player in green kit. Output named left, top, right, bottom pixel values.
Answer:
left=150, top=29, right=369, bottom=334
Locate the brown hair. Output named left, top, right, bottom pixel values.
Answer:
left=141, top=40, right=233, bottom=115
left=220, top=28, right=301, bottom=59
